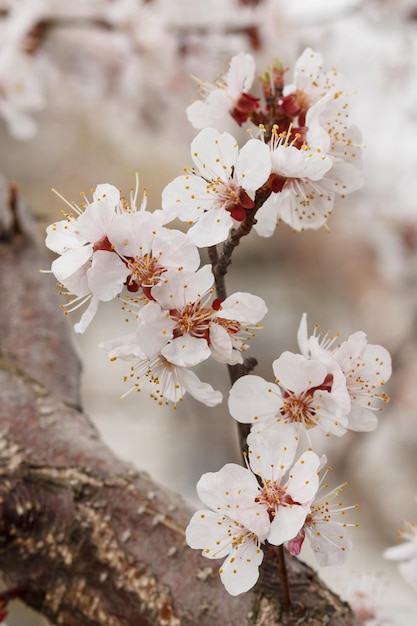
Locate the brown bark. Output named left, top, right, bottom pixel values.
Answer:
left=0, top=174, right=362, bottom=626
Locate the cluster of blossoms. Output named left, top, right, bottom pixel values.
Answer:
left=187, top=313, right=391, bottom=595
left=186, top=423, right=359, bottom=595
left=164, top=48, right=364, bottom=241
left=44, top=47, right=395, bottom=605
left=228, top=313, right=392, bottom=439
left=45, top=178, right=266, bottom=406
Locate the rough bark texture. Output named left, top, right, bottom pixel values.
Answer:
left=0, top=174, right=362, bottom=626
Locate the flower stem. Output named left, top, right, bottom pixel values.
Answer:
left=208, top=186, right=272, bottom=459
left=277, top=544, right=292, bottom=611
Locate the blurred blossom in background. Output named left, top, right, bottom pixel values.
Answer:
left=2, top=0, right=417, bottom=623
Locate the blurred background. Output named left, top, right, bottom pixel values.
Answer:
left=1, top=0, right=417, bottom=623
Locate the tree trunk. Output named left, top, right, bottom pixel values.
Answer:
left=0, top=174, right=362, bottom=626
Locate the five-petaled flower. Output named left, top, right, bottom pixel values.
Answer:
left=297, top=313, right=392, bottom=431
left=186, top=427, right=320, bottom=595
left=228, top=350, right=351, bottom=437
left=161, top=127, right=271, bottom=247
left=100, top=265, right=266, bottom=405
left=45, top=179, right=200, bottom=333
left=287, top=459, right=358, bottom=566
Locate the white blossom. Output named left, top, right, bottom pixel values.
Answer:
left=186, top=51, right=258, bottom=130
left=149, top=266, right=266, bottom=368
left=255, top=47, right=364, bottom=235
left=186, top=426, right=320, bottom=595
left=297, top=313, right=392, bottom=431
left=287, top=460, right=357, bottom=566
left=45, top=183, right=135, bottom=332
left=228, top=350, right=351, bottom=437
left=161, top=127, right=271, bottom=247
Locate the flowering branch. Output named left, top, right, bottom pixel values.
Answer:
left=0, top=175, right=363, bottom=625
left=209, top=185, right=273, bottom=297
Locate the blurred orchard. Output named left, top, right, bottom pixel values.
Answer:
left=2, top=0, right=417, bottom=623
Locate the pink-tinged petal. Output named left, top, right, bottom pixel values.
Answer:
left=287, top=529, right=305, bottom=556
left=272, top=351, right=328, bottom=395
left=73, top=297, right=99, bottom=334
left=93, top=183, right=121, bottom=207
left=135, top=302, right=176, bottom=357
left=185, top=510, right=237, bottom=558
left=191, top=128, right=238, bottom=180
left=253, top=196, right=280, bottom=238
left=161, top=174, right=218, bottom=221
left=196, top=464, right=269, bottom=537
left=277, top=182, right=335, bottom=232
left=209, top=323, right=239, bottom=365
left=107, top=211, right=163, bottom=257
left=59, top=264, right=90, bottom=297
left=235, top=139, right=271, bottom=191
left=162, top=334, right=211, bottom=367
left=285, top=451, right=320, bottom=505
left=76, top=200, right=116, bottom=243
left=227, top=52, right=256, bottom=97
left=247, top=426, right=299, bottom=483
left=177, top=368, right=223, bottom=407
left=304, top=115, right=331, bottom=153
left=219, top=292, right=267, bottom=323
left=87, top=250, right=129, bottom=301
left=152, top=265, right=213, bottom=309
left=333, top=331, right=367, bottom=368
left=228, top=375, right=282, bottom=425
left=219, top=539, right=264, bottom=596
left=187, top=207, right=234, bottom=247
left=346, top=405, right=378, bottom=432
left=268, top=504, right=308, bottom=546
left=100, top=330, right=145, bottom=360
left=293, top=48, right=324, bottom=92
left=307, top=392, right=349, bottom=436
left=270, top=145, right=332, bottom=181
left=297, top=312, right=310, bottom=357
left=321, top=161, right=364, bottom=196
left=305, top=522, right=353, bottom=566
left=51, top=244, right=93, bottom=283
left=153, top=229, right=200, bottom=272
left=355, top=342, right=392, bottom=387
left=45, top=219, right=85, bottom=253
left=186, top=90, right=231, bottom=129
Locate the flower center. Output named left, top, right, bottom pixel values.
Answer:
left=215, top=179, right=255, bottom=221
left=126, top=254, right=165, bottom=296
left=255, top=480, right=298, bottom=521
left=281, top=391, right=316, bottom=428
left=280, top=374, right=333, bottom=428
left=170, top=302, right=213, bottom=341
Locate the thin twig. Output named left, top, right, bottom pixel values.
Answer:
left=277, top=544, right=292, bottom=611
